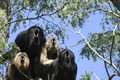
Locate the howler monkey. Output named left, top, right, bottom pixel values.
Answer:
left=15, top=26, right=46, bottom=58
left=6, top=52, right=30, bottom=80
left=46, top=35, right=60, bottom=59
left=15, top=26, right=46, bottom=78
left=49, top=49, right=77, bottom=80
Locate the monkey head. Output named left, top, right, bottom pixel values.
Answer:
left=46, top=35, right=60, bottom=59
left=46, top=36, right=59, bottom=51
left=14, top=52, right=30, bottom=71
left=27, top=26, right=46, bottom=48
left=15, top=26, right=46, bottom=57
left=58, top=49, right=75, bottom=69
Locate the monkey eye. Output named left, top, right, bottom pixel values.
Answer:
left=34, top=28, right=39, bottom=37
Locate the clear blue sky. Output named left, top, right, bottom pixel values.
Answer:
left=8, top=12, right=120, bottom=80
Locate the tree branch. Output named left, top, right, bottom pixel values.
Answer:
left=40, top=17, right=64, bottom=32
left=77, top=30, right=111, bottom=63
left=9, top=5, right=29, bottom=18
left=9, top=2, right=68, bottom=24
left=109, top=73, right=118, bottom=80
left=13, top=64, right=32, bottom=80
left=91, top=72, right=100, bottom=80
left=77, top=30, right=119, bottom=72
left=102, top=49, right=110, bottom=79
left=63, top=26, right=119, bottom=73
left=95, top=7, right=120, bottom=18
left=109, top=25, right=117, bottom=64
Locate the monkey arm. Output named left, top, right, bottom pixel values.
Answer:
left=40, top=46, right=54, bottom=65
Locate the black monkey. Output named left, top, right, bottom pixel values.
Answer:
left=33, top=36, right=60, bottom=80
left=49, top=49, right=77, bottom=80
left=15, top=25, right=46, bottom=58
left=15, top=26, right=46, bottom=78
left=6, top=52, right=30, bottom=80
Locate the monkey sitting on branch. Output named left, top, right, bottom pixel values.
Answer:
left=46, top=35, right=60, bottom=59
left=34, top=36, right=60, bottom=80
left=40, top=35, right=60, bottom=65
left=6, top=52, right=31, bottom=80
left=49, top=49, right=77, bottom=80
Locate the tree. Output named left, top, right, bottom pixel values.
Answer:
left=0, top=0, right=120, bottom=80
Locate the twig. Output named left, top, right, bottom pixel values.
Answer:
left=41, top=17, right=63, bottom=31
left=109, top=73, right=118, bottom=80
left=96, top=7, right=120, bottom=18
left=76, top=30, right=110, bottom=63
left=91, top=72, right=100, bottom=80
left=63, top=26, right=119, bottom=73
left=109, top=25, right=117, bottom=64
left=13, top=63, right=32, bottom=80
left=102, top=49, right=110, bottom=78
left=77, top=30, right=119, bottom=72
left=9, top=5, right=29, bottom=18
left=108, top=1, right=113, bottom=11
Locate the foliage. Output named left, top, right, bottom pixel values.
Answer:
left=0, top=8, right=7, bottom=53
left=80, top=72, right=91, bottom=80
left=0, top=0, right=120, bottom=79
left=79, top=30, right=120, bottom=77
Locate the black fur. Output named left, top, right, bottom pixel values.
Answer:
left=15, top=26, right=46, bottom=78
left=15, top=26, right=46, bottom=57
left=6, top=52, right=30, bottom=80
left=49, top=49, right=77, bottom=80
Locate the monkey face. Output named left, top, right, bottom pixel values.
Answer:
left=65, top=51, right=71, bottom=64
left=50, top=36, right=56, bottom=47
left=15, top=26, right=46, bottom=57
left=20, top=55, right=25, bottom=65
left=46, top=36, right=59, bottom=51
left=14, top=52, right=30, bottom=71
left=59, top=49, right=75, bottom=69
left=46, top=35, right=60, bottom=59
left=27, top=26, right=46, bottom=47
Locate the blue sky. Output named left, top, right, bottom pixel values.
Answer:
left=8, top=11, right=120, bottom=80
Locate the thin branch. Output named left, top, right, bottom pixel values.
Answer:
left=109, top=25, right=117, bottom=64
left=41, top=17, right=63, bottom=31
left=102, top=49, right=110, bottom=78
left=77, top=30, right=110, bottom=64
left=63, top=27, right=119, bottom=73
left=77, top=30, right=119, bottom=72
left=91, top=72, right=100, bottom=80
left=108, top=1, right=113, bottom=11
left=109, top=73, right=118, bottom=80
left=109, top=35, right=114, bottom=64
left=9, top=2, right=68, bottom=24
left=0, top=53, right=32, bottom=79
left=104, top=57, right=111, bottom=79
left=13, top=63, right=32, bottom=80
left=9, top=5, right=29, bottom=18
left=96, top=7, right=120, bottom=18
